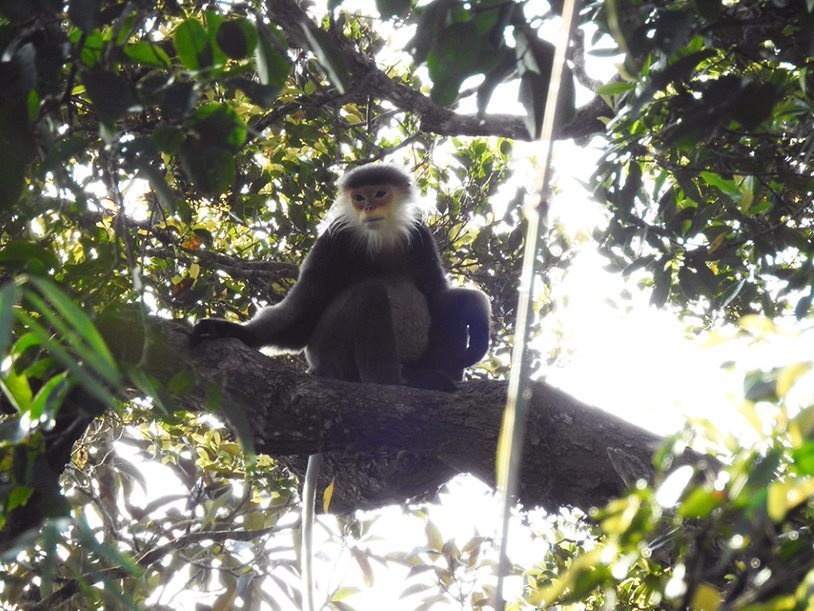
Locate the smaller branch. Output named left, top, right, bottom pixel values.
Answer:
left=33, top=523, right=296, bottom=610
left=264, top=0, right=609, bottom=142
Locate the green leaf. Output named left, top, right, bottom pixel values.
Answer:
left=519, top=71, right=548, bottom=139
left=30, top=372, right=71, bottom=421
left=650, top=257, right=672, bottom=308
left=731, top=82, right=777, bottom=130
left=187, top=104, right=247, bottom=151
left=74, top=29, right=104, bottom=67
left=178, top=104, right=245, bottom=196
left=206, top=383, right=255, bottom=458
left=179, top=141, right=235, bottom=197
left=0, top=362, right=33, bottom=413
left=0, top=242, right=59, bottom=275
left=137, top=162, right=179, bottom=217
left=16, top=309, right=115, bottom=407
left=152, top=126, right=184, bottom=154
left=0, top=282, right=19, bottom=359
left=596, top=81, right=635, bottom=96
left=650, top=50, right=715, bottom=91
left=427, top=22, right=482, bottom=105
left=699, top=171, right=738, bottom=198
left=168, top=370, right=194, bottom=394
left=677, top=487, right=720, bottom=519
left=565, top=565, right=613, bottom=603
left=795, top=293, right=812, bottom=320
left=162, top=81, right=196, bottom=120
left=255, top=28, right=290, bottom=88
left=125, top=366, right=175, bottom=416
left=174, top=19, right=212, bottom=71
left=82, top=69, right=136, bottom=125
left=425, top=519, right=443, bottom=551
left=229, top=77, right=282, bottom=108
left=767, top=478, right=814, bottom=522
left=331, top=586, right=361, bottom=602
left=23, top=290, right=119, bottom=389
left=376, top=0, right=411, bottom=19
left=477, top=50, right=515, bottom=115
left=7, top=486, right=33, bottom=511
left=0, top=150, right=25, bottom=209
left=792, top=441, right=814, bottom=476
left=41, top=135, right=90, bottom=175
left=68, top=0, right=99, bottom=33
left=203, top=10, right=227, bottom=69
left=301, top=25, right=351, bottom=94
left=429, top=75, right=464, bottom=107
left=28, top=277, right=119, bottom=385
left=410, top=0, right=447, bottom=65
left=675, top=171, right=703, bottom=204
left=123, top=42, right=171, bottom=68
left=216, top=18, right=258, bottom=59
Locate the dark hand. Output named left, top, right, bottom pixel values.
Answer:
left=190, top=319, right=245, bottom=347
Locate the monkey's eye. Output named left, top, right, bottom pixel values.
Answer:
left=375, top=190, right=387, bottom=198
left=353, top=194, right=365, bottom=202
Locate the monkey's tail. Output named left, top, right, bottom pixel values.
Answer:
left=302, top=453, right=322, bottom=611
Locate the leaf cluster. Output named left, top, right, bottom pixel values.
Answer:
left=587, top=0, right=814, bottom=324
left=524, top=361, right=814, bottom=609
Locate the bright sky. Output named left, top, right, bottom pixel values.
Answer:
left=106, top=2, right=814, bottom=609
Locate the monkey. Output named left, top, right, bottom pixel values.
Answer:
left=190, top=164, right=491, bottom=611
left=190, top=163, right=491, bottom=389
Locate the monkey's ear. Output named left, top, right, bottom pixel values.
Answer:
left=189, top=319, right=246, bottom=347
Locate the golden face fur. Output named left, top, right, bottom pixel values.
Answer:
left=330, top=172, right=418, bottom=254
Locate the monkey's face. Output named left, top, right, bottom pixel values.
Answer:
left=346, top=184, right=402, bottom=228
left=333, top=176, right=416, bottom=255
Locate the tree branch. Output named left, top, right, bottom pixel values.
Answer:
left=33, top=523, right=295, bottom=610
left=1, top=311, right=704, bottom=553
left=132, top=316, right=670, bottom=512
left=263, top=0, right=608, bottom=142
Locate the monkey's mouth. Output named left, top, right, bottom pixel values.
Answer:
left=363, top=217, right=386, bottom=225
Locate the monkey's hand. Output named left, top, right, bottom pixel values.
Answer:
left=190, top=319, right=247, bottom=347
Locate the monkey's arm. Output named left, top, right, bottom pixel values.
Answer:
left=408, top=224, right=492, bottom=379
left=409, top=223, right=450, bottom=299
left=191, top=235, right=343, bottom=350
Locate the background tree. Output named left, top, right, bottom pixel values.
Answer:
left=0, top=0, right=812, bottom=608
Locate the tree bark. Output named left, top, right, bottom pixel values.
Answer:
left=0, top=314, right=674, bottom=550
left=143, top=317, right=663, bottom=512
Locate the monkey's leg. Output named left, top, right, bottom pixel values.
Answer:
left=307, top=280, right=403, bottom=385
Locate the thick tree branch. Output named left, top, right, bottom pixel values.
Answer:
left=1, top=313, right=693, bottom=551
left=136, top=317, right=666, bottom=512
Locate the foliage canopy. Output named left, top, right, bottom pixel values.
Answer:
left=0, top=0, right=812, bottom=608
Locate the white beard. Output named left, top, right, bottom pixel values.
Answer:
left=324, top=190, right=421, bottom=256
